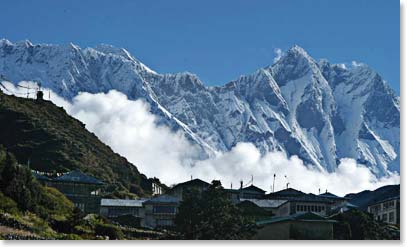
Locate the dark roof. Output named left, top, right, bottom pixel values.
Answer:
left=170, top=178, right=210, bottom=190
left=370, top=195, right=400, bottom=205
left=319, top=192, right=348, bottom=200
left=224, top=188, right=240, bottom=193
left=241, top=185, right=266, bottom=194
left=267, top=188, right=305, bottom=198
left=256, top=212, right=336, bottom=225
left=292, top=194, right=333, bottom=203
left=54, top=170, right=104, bottom=185
left=143, top=195, right=179, bottom=205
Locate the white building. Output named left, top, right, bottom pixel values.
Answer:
left=367, top=196, right=400, bottom=225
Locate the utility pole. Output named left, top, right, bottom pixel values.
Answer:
left=284, top=175, right=289, bottom=189
left=272, top=173, right=276, bottom=193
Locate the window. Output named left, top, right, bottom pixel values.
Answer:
left=389, top=212, right=395, bottom=223
left=382, top=213, right=388, bottom=222
left=297, top=205, right=300, bottom=211
left=74, top=203, right=85, bottom=212
left=153, top=205, right=176, bottom=214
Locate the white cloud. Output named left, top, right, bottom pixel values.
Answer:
left=351, top=61, right=364, bottom=67
left=273, top=48, right=283, bottom=63
left=337, top=63, right=347, bottom=69
left=2, top=81, right=400, bottom=196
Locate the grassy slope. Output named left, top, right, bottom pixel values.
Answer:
left=0, top=91, right=156, bottom=197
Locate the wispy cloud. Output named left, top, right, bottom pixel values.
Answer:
left=352, top=61, right=364, bottom=67
left=273, top=48, right=283, bottom=63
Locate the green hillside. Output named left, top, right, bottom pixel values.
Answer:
left=0, top=91, right=159, bottom=197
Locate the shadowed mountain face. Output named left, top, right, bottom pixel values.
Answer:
left=0, top=91, right=157, bottom=197
left=346, top=184, right=400, bottom=210
left=0, top=40, right=400, bottom=176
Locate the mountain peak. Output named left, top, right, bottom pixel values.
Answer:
left=284, top=45, right=315, bottom=62
left=0, top=38, right=13, bottom=46
left=288, top=44, right=308, bottom=55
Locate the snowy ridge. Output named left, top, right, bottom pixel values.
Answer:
left=0, top=39, right=400, bottom=176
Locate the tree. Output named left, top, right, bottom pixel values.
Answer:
left=0, top=151, right=73, bottom=220
left=332, top=209, right=399, bottom=240
left=0, top=152, right=41, bottom=212
left=175, top=180, right=255, bottom=240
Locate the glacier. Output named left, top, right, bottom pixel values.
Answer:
left=0, top=39, right=400, bottom=177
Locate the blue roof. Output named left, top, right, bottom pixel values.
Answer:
left=101, top=198, right=147, bottom=207
left=143, top=195, right=179, bottom=204
left=54, top=170, right=103, bottom=185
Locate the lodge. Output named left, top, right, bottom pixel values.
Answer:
left=36, top=170, right=396, bottom=239
left=367, top=196, right=400, bottom=225
left=33, top=170, right=103, bottom=214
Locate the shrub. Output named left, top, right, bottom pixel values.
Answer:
left=94, top=223, right=124, bottom=240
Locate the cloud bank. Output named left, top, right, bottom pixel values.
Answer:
left=2, top=81, right=400, bottom=196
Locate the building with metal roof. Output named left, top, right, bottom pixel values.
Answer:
left=45, top=170, right=104, bottom=214
left=100, top=198, right=147, bottom=222
left=143, top=195, right=180, bottom=229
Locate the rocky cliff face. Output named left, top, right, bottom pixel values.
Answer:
left=0, top=39, right=399, bottom=176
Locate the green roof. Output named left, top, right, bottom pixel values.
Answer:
left=256, top=212, right=336, bottom=225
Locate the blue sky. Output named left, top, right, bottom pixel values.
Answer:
left=1, top=0, right=399, bottom=93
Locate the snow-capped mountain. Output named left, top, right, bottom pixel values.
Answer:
left=0, top=39, right=399, bottom=176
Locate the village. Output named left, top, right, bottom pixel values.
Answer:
left=32, top=169, right=400, bottom=240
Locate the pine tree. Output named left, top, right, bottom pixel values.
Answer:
left=175, top=180, right=255, bottom=240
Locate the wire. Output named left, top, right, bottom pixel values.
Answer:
left=0, top=82, right=36, bottom=97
